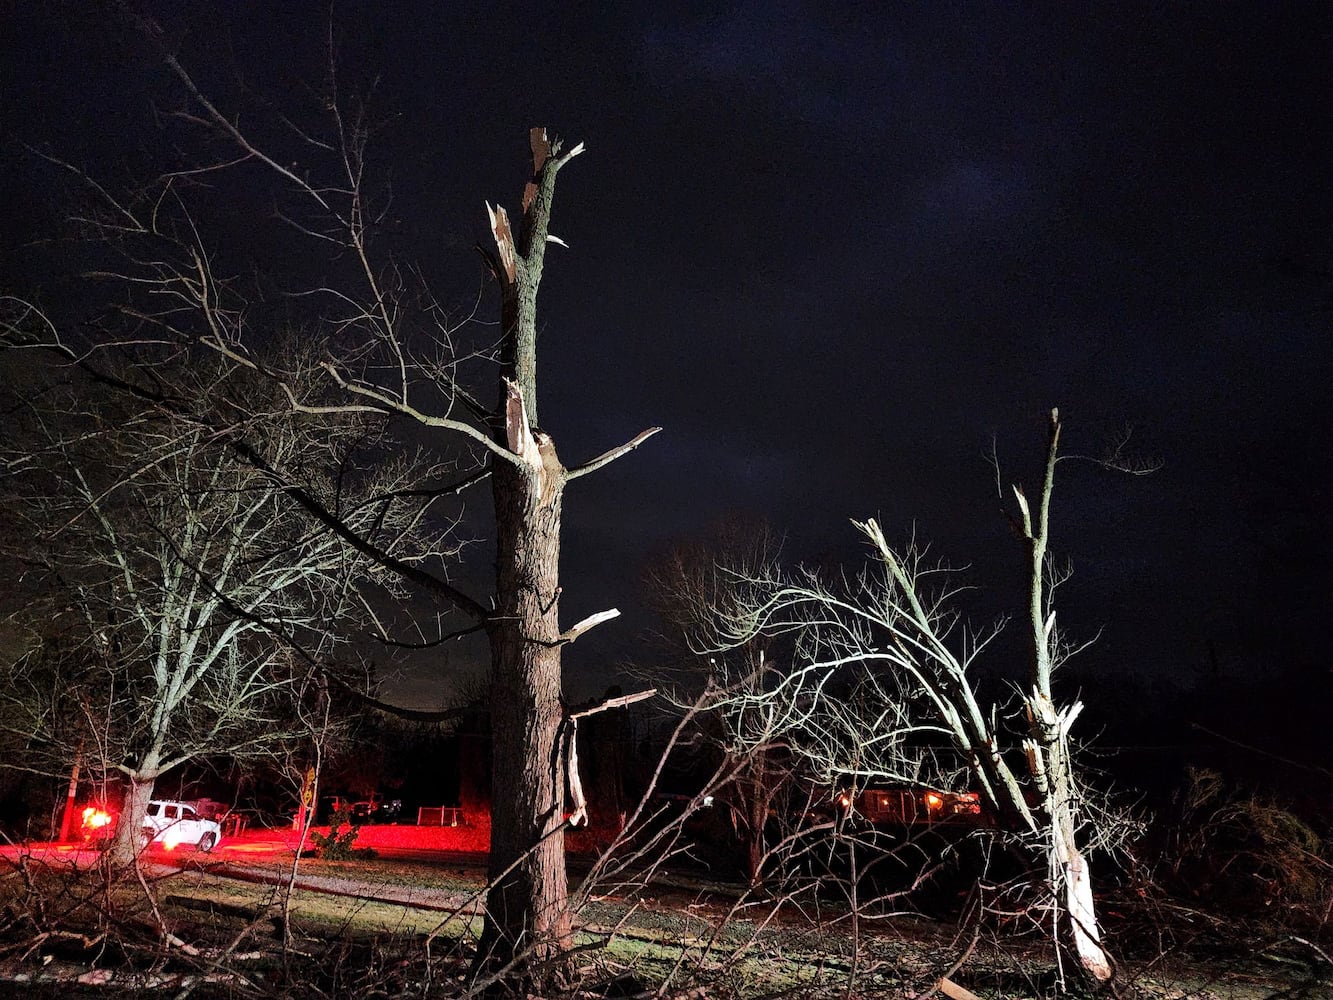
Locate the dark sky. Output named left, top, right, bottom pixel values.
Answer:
left=3, top=3, right=1330, bottom=712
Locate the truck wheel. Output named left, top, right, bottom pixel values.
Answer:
left=198, top=832, right=217, bottom=853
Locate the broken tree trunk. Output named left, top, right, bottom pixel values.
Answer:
left=471, top=128, right=658, bottom=987
left=1016, top=408, right=1112, bottom=982
left=472, top=130, right=582, bottom=983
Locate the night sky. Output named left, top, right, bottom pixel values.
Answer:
left=2, top=4, right=1330, bottom=719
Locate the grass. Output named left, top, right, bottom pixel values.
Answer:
left=0, top=856, right=931, bottom=996
left=2, top=852, right=1328, bottom=999
left=242, top=854, right=487, bottom=894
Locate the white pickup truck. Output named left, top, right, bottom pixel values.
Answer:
left=141, top=799, right=222, bottom=851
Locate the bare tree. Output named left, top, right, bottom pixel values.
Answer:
left=0, top=361, right=436, bottom=865
left=644, top=517, right=799, bottom=888
left=697, top=411, right=1137, bottom=984
left=2, top=20, right=658, bottom=982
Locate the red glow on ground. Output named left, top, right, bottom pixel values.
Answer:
left=340, top=823, right=492, bottom=853
left=218, top=818, right=611, bottom=858
left=223, top=842, right=277, bottom=854
left=221, top=822, right=494, bottom=855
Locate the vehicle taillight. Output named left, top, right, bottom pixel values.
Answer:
left=924, top=792, right=944, bottom=810
left=82, top=807, right=113, bottom=830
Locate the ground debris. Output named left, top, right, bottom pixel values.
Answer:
left=0, top=959, right=242, bottom=990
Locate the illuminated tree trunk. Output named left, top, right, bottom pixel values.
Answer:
left=1017, top=409, right=1112, bottom=982
left=471, top=132, right=659, bottom=981
left=472, top=130, right=581, bottom=981
left=479, top=418, right=572, bottom=971
left=109, top=747, right=161, bottom=865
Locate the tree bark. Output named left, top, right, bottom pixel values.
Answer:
left=745, top=749, right=771, bottom=889
left=476, top=430, right=571, bottom=974
left=109, top=750, right=161, bottom=866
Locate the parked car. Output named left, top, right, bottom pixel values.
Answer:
left=141, top=799, right=223, bottom=851
left=351, top=798, right=402, bottom=824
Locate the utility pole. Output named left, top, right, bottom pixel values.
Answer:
left=57, top=740, right=83, bottom=842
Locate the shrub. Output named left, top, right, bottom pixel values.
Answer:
left=1170, top=767, right=1331, bottom=924
left=311, top=804, right=377, bottom=860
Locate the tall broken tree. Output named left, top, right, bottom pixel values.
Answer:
left=473, top=130, right=660, bottom=974
left=1012, top=407, right=1111, bottom=981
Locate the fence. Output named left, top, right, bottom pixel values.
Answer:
left=416, top=806, right=465, bottom=827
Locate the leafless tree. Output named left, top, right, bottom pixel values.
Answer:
left=1, top=17, right=658, bottom=984
left=695, top=411, right=1140, bottom=984
left=0, top=360, right=440, bottom=866
left=642, top=517, right=802, bottom=888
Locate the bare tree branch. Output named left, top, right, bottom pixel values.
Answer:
left=566, top=426, right=664, bottom=481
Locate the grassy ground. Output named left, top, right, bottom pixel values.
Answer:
left=1, top=851, right=1328, bottom=998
